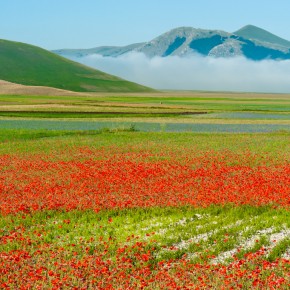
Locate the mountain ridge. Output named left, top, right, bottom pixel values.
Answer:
left=53, top=25, right=290, bottom=61
left=234, top=25, right=290, bottom=48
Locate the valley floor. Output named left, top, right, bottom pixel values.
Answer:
left=0, top=92, right=289, bottom=289
left=0, top=131, right=289, bottom=289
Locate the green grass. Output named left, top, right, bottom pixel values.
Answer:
left=0, top=130, right=289, bottom=161
left=268, top=238, right=290, bottom=262
left=0, top=39, right=153, bottom=92
left=0, top=128, right=141, bottom=142
left=0, top=91, right=289, bottom=288
left=100, top=96, right=290, bottom=112
left=0, top=111, right=186, bottom=119
left=0, top=128, right=289, bottom=282
left=0, top=93, right=289, bottom=134
left=1, top=206, right=289, bottom=265
left=1, top=93, right=290, bottom=114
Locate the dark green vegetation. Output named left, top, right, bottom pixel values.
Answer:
left=0, top=39, right=153, bottom=92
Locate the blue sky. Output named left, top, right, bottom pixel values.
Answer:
left=1, top=0, right=290, bottom=50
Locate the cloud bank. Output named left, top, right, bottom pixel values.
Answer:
left=77, top=53, right=290, bottom=93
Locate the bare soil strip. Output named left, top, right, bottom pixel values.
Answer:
left=0, top=80, right=86, bottom=96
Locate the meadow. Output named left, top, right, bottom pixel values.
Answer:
left=0, top=92, right=289, bottom=133
left=0, top=91, right=289, bottom=289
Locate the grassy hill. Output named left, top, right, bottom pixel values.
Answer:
left=234, top=25, right=290, bottom=48
left=0, top=39, right=153, bottom=92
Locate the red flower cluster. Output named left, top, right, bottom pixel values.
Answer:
left=1, top=235, right=289, bottom=289
left=0, top=149, right=289, bottom=215
left=0, top=148, right=289, bottom=288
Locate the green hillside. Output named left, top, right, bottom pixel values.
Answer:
left=0, top=39, right=153, bottom=92
left=234, top=25, right=290, bottom=48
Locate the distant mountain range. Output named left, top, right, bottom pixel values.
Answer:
left=0, top=39, right=153, bottom=92
left=53, top=25, right=290, bottom=61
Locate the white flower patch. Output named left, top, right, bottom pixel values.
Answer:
left=265, top=230, right=290, bottom=257
left=282, top=247, right=290, bottom=260
left=173, top=232, right=214, bottom=250
left=241, top=227, right=275, bottom=249
left=211, top=227, right=290, bottom=264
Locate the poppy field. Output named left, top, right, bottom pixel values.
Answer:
left=0, top=131, right=290, bottom=289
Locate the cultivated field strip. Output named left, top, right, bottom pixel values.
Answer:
left=1, top=131, right=289, bottom=289
left=131, top=208, right=290, bottom=264
left=1, top=206, right=289, bottom=264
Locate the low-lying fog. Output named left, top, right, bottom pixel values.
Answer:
left=76, top=53, right=290, bottom=93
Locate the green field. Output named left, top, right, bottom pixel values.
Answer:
left=1, top=92, right=289, bottom=288
left=1, top=205, right=289, bottom=264
left=1, top=130, right=290, bottom=288
left=0, top=129, right=289, bottom=161
left=0, top=92, right=289, bottom=133
left=1, top=92, right=290, bottom=112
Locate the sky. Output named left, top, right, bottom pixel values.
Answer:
left=2, top=0, right=290, bottom=93
left=1, top=0, right=290, bottom=50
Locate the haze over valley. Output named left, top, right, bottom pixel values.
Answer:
left=53, top=25, right=290, bottom=93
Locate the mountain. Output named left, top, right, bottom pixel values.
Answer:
left=234, top=25, right=290, bottom=48
left=54, top=43, right=146, bottom=59
left=0, top=39, right=153, bottom=92
left=53, top=25, right=290, bottom=61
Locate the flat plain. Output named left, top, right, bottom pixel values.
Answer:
left=0, top=90, right=289, bottom=289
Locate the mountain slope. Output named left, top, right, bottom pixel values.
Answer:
left=53, top=25, right=290, bottom=61
left=54, top=43, right=145, bottom=58
left=234, top=25, right=290, bottom=48
left=0, top=39, right=153, bottom=92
